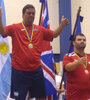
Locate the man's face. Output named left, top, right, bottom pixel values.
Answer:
left=23, top=8, right=35, bottom=25
left=73, top=35, right=86, bottom=50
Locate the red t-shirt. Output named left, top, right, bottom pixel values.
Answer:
left=4, top=23, right=53, bottom=71
left=63, top=52, right=90, bottom=100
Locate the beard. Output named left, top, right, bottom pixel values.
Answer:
left=76, top=44, right=86, bottom=50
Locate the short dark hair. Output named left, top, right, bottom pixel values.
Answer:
left=72, top=33, right=86, bottom=41
left=22, top=4, right=35, bottom=14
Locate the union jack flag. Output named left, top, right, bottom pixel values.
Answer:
left=40, top=0, right=57, bottom=100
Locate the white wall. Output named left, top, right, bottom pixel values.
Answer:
left=71, top=0, right=90, bottom=53
left=4, top=0, right=60, bottom=53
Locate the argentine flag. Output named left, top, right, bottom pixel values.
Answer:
left=0, top=0, right=11, bottom=100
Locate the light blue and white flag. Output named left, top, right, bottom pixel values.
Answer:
left=0, top=0, right=11, bottom=100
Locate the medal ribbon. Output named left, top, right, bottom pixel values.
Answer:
left=22, top=22, right=34, bottom=42
left=73, top=52, right=87, bottom=68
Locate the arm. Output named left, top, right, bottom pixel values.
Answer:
left=65, top=57, right=87, bottom=71
left=0, top=8, right=6, bottom=36
left=53, top=16, right=69, bottom=38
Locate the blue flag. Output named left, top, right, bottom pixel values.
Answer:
left=76, top=15, right=83, bottom=34
left=40, top=0, right=57, bottom=100
left=0, top=0, right=11, bottom=100
left=69, top=15, right=83, bottom=52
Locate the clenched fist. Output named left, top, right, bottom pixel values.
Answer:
left=78, top=57, right=87, bottom=65
left=61, top=16, right=69, bottom=27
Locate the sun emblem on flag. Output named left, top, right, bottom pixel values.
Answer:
left=0, top=42, right=9, bottom=55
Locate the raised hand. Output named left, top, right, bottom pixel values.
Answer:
left=61, top=16, right=69, bottom=26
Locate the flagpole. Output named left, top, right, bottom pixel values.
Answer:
left=57, top=72, right=64, bottom=99
left=39, top=2, right=44, bottom=25
left=68, top=6, right=81, bottom=52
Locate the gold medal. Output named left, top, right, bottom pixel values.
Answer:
left=28, top=43, right=33, bottom=48
left=85, top=69, right=89, bottom=74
